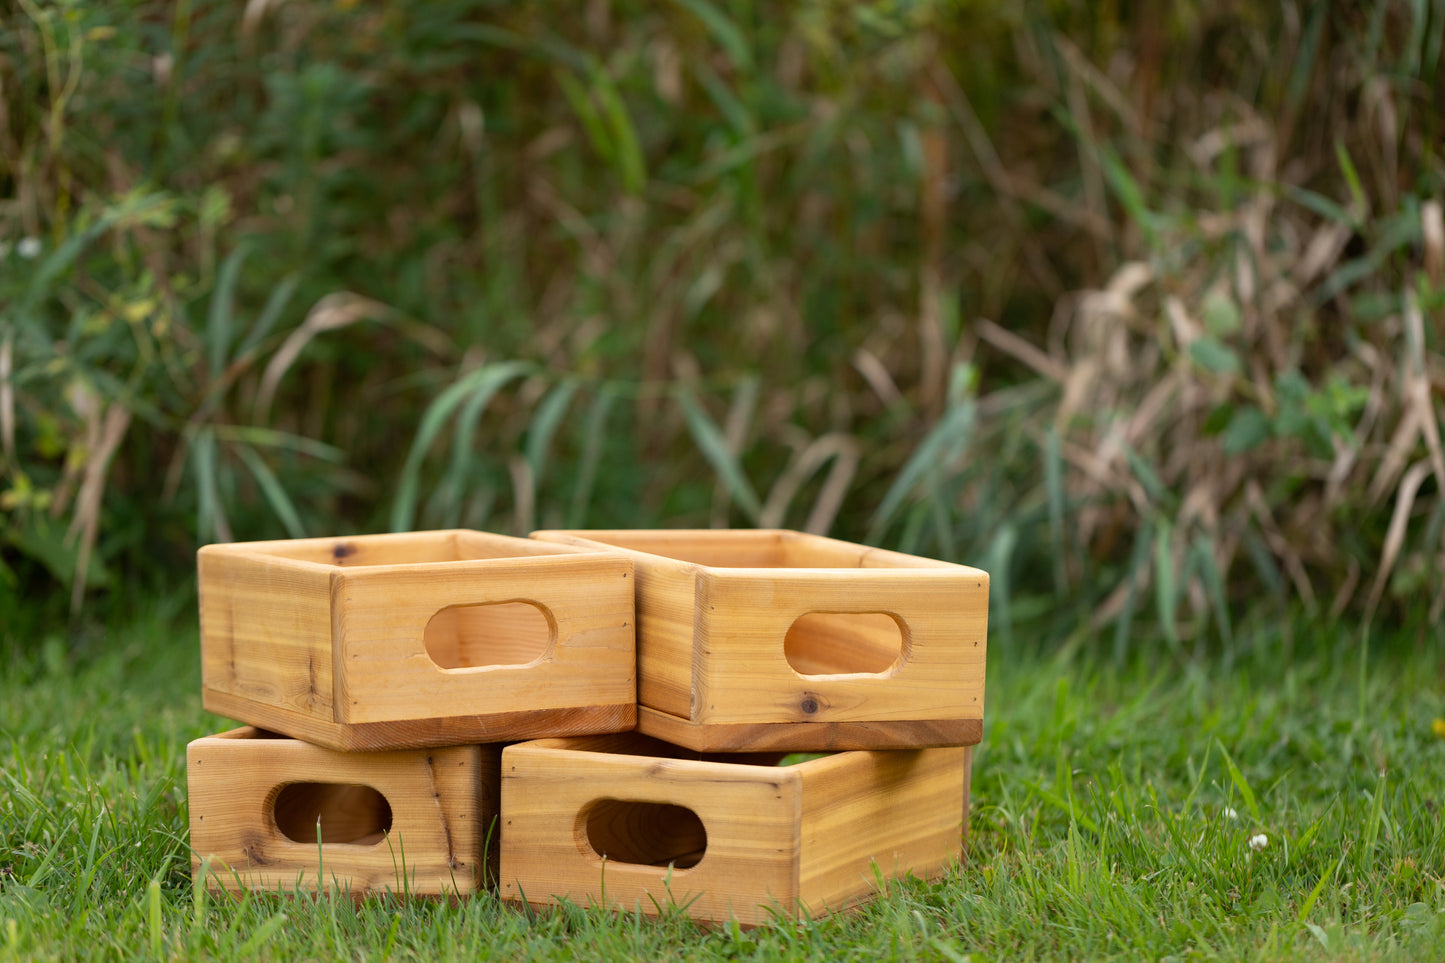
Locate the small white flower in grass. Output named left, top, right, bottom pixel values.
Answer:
left=1224, top=807, right=1239, bottom=820
left=1248, top=833, right=1268, bottom=852
left=17, top=236, right=42, bottom=259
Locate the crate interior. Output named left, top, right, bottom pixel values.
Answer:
left=249, top=530, right=579, bottom=568
left=234, top=533, right=564, bottom=668
left=271, top=781, right=393, bottom=846
left=526, top=731, right=806, bottom=767
left=580, top=798, right=708, bottom=868
left=423, top=601, right=553, bottom=669
left=782, top=611, right=906, bottom=676
left=565, top=530, right=874, bottom=568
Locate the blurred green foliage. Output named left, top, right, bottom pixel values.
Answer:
left=1, top=0, right=1441, bottom=648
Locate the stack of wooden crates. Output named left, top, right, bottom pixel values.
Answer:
left=187, top=528, right=989, bottom=925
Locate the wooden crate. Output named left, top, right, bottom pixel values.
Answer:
left=199, top=530, right=635, bottom=751
left=187, top=726, right=500, bottom=897
left=529, top=529, right=988, bottom=751
left=498, top=733, right=970, bottom=925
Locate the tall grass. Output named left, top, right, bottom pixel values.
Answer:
left=1, top=0, right=1440, bottom=648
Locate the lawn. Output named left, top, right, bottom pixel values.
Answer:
left=3, top=598, right=1442, bottom=961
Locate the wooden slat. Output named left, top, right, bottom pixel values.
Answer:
left=500, top=735, right=801, bottom=925
left=694, top=567, right=987, bottom=726
left=531, top=531, right=698, bottom=718
left=198, top=546, right=334, bottom=722
left=636, top=705, right=982, bottom=752
left=203, top=688, right=635, bottom=752
left=188, top=726, right=499, bottom=897
left=498, top=734, right=969, bottom=925
left=335, top=552, right=634, bottom=725
left=795, top=747, right=966, bottom=914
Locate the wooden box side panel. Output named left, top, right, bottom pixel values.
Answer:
left=780, top=531, right=974, bottom=570
left=199, top=547, right=336, bottom=722
left=336, top=555, right=635, bottom=724
left=529, top=531, right=699, bottom=719
left=634, top=564, right=700, bottom=719
left=795, top=747, right=967, bottom=914
left=531, top=529, right=791, bottom=567
left=213, top=531, right=468, bottom=566
left=499, top=745, right=802, bottom=926
left=693, top=570, right=988, bottom=726
left=187, top=730, right=493, bottom=897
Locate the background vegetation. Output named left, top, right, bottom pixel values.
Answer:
left=2, top=0, right=1443, bottom=646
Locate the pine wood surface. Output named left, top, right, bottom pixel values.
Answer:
left=201, top=688, right=636, bottom=752
left=199, top=530, right=636, bottom=750
left=187, top=727, right=500, bottom=897
left=530, top=529, right=988, bottom=751
left=498, top=733, right=970, bottom=926
left=634, top=705, right=983, bottom=752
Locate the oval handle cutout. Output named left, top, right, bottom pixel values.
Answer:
left=580, top=799, right=707, bottom=869
left=273, top=783, right=393, bottom=846
left=784, top=611, right=906, bottom=677
left=424, top=600, right=553, bottom=670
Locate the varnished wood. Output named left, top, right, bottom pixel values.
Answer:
left=498, top=732, right=970, bottom=925
left=271, top=782, right=393, bottom=845
left=634, top=705, right=983, bottom=752
left=203, top=688, right=636, bottom=752
left=199, top=530, right=636, bottom=750
left=531, top=529, right=988, bottom=751
left=187, top=726, right=500, bottom=897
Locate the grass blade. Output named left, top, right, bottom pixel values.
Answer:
left=525, top=380, right=579, bottom=480
left=566, top=386, right=617, bottom=528
left=236, top=272, right=300, bottom=358
left=441, top=363, right=532, bottom=526
left=1044, top=427, right=1066, bottom=594
left=671, top=0, right=752, bottom=70
left=590, top=65, right=646, bottom=195
left=1216, top=740, right=1261, bottom=823
left=1296, top=855, right=1343, bottom=924
left=1191, top=534, right=1233, bottom=648
left=234, top=443, right=306, bottom=539
left=1112, top=520, right=1154, bottom=663
left=1154, top=522, right=1179, bottom=651
left=557, top=68, right=615, bottom=170
left=191, top=427, right=231, bottom=544
left=676, top=386, right=762, bottom=524
left=206, top=244, right=248, bottom=377
left=867, top=398, right=976, bottom=543
left=236, top=912, right=289, bottom=956
left=390, top=361, right=532, bottom=532
left=147, top=876, right=162, bottom=956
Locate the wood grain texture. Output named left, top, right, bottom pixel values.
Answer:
left=635, top=705, right=982, bottom=752
left=198, top=530, right=637, bottom=750
left=497, top=733, right=969, bottom=925
left=694, top=567, right=986, bottom=726
left=795, top=747, right=967, bottom=912
left=203, top=688, right=636, bottom=752
left=199, top=546, right=335, bottom=722
left=187, top=727, right=500, bottom=897
left=530, top=531, right=699, bottom=718
left=334, top=553, right=634, bottom=725
left=530, top=529, right=988, bottom=752
left=500, top=733, right=800, bottom=925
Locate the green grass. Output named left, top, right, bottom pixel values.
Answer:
left=3, top=602, right=1443, bottom=961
